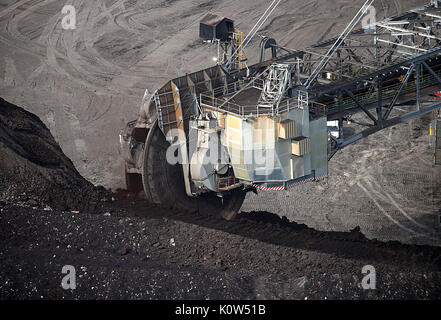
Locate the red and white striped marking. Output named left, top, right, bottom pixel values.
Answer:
left=286, top=177, right=315, bottom=189
left=253, top=185, right=285, bottom=191
left=314, top=174, right=329, bottom=181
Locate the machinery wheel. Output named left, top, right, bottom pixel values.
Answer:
left=141, top=121, right=246, bottom=220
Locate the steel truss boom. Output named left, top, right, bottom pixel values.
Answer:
left=317, top=47, right=441, bottom=160
left=304, top=0, right=374, bottom=89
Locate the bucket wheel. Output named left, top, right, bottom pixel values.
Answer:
left=141, top=121, right=246, bottom=220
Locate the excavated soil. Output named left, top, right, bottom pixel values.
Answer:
left=0, top=97, right=111, bottom=212
left=1, top=99, right=441, bottom=300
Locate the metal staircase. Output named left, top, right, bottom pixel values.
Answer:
left=298, top=90, right=309, bottom=110
left=232, top=31, right=244, bottom=70
left=257, top=63, right=291, bottom=114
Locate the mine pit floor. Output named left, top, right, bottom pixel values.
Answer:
left=1, top=98, right=441, bottom=299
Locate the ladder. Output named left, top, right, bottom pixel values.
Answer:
left=298, top=90, right=309, bottom=110
left=232, top=31, right=244, bottom=70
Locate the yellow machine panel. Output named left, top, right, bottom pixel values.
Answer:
left=278, top=119, right=297, bottom=140
left=292, top=136, right=311, bottom=156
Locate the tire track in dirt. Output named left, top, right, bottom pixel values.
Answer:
left=113, top=9, right=151, bottom=35
left=357, top=179, right=426, bottom=237
left=59, top=3, right=124, bottom=86
left=0, top=0, right=31, bottom=19
left=357, top=174, right=437, bottom=242
left=369, top=178, right=430, bottom=231
left=0, top=0, right=49, bottom=58
left=2, top=57, right=22, bottom=87
left=359, top=124, right=435, bottom=237
left=1, top=0, right=141, bottom=96
left=44, top=0, right=125, bottom=94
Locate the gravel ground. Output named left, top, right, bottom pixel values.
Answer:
left=1, top=199, right=441, bottom=300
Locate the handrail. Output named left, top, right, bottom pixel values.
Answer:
left=199, top=93, right=326, bottom=118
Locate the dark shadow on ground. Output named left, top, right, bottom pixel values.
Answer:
left=115, top=194, right=441, bottom=271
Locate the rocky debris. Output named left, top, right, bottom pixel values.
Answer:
left=0, top=98, right=111, bottom=212
left=1, top=202, right=441, bottom=299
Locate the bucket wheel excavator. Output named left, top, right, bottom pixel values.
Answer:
left=120, top=0, right=441, bottom=220
left=121, top=107, right=246, bottom=220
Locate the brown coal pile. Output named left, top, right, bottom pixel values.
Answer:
left=0, top=98, right=110, bottom=212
